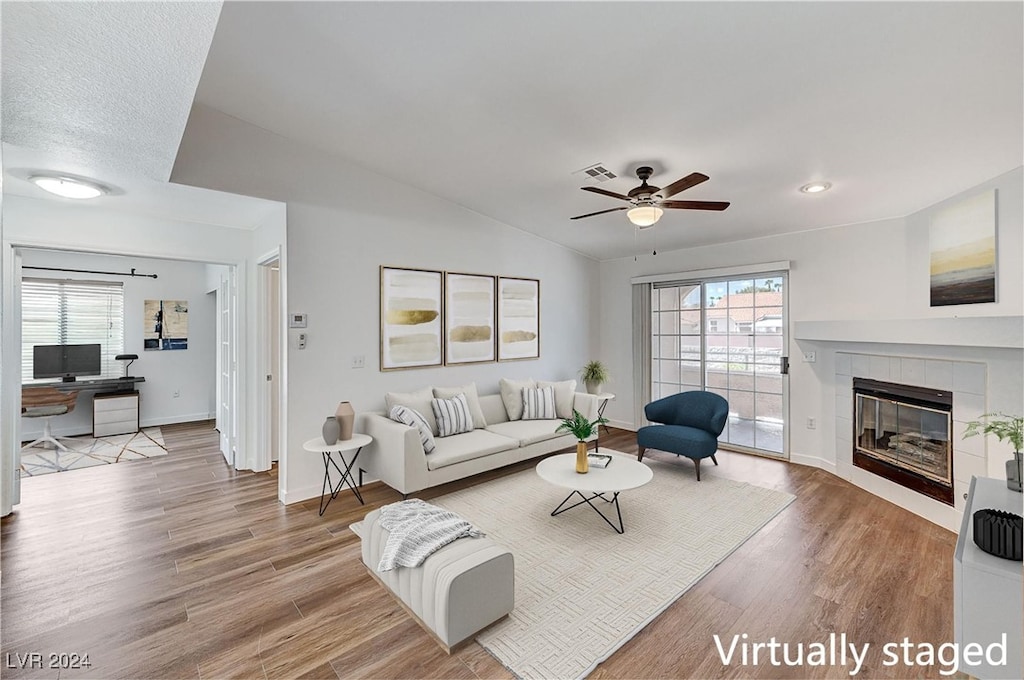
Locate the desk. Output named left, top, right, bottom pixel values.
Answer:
left=31, top=377, right=146, bottom=394
left=303, top=434, right=372, bottom=516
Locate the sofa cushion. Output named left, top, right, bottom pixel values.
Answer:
left=522, top=386, right=557, bottom=420
left=426, top=429, right=519, bottom=470
left=485, top=419, right=565, bottom=447
left=431, top=394, right=475, bottom=437
left=636, top=424, right=719, bottom=459
left=537, top=380, right=577, bottom=419
left=433, top=383, right=487, bottom=428
left=389, top=405, right=436, bottom=454
left=386, top=387, right=439, bottom=436
left=499, top=377, right=536, bottom=421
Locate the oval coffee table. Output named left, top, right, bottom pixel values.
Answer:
left=536, top=451, right=653, bottom=534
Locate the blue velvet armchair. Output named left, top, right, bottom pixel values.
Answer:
left=636, top=391, right=729, bottom=481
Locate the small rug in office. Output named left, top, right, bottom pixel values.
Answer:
left=19, top=427, right=167, bottom=477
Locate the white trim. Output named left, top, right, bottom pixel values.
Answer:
left=630, top=260, right=791, bottom=285
left=606, top=418, right=636, bottom=432
left=789, top=452, right=838, bottom=476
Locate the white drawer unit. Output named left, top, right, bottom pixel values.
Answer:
left=93, top=391, right=140, bottom=437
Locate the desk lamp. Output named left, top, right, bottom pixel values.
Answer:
left=116, top=354, right=138, bottom=379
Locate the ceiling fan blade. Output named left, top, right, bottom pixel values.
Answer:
left=658, top=172, right=710, bottom=198
left=580, top=186, right=631, bottom=201
left=570, top=206, right=629, bottom=220
left=660, top=200, right=731, bottom=211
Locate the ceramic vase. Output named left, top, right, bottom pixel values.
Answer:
left=585, top=380, right=602, bottom=395
left=1007, top=451, right=1023, bottom=492
left=575, top=441, right=589, bottom=474
left=335, top=401, right=355, bottom=441
left=322, top=416, right=340, bottom=446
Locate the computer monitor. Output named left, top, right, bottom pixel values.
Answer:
left=32, top=344, right=102, bottom=382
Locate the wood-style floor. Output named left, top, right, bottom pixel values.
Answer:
left=1, top=422, right=957, bottom=679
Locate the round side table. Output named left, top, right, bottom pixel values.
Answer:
left=303, top=433, right=373, bottom=516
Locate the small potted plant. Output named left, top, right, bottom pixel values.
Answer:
left=580, top=360, right=610, bottom=395
left=963, top=412, right=1024, bottom=492
left=556, top=409, right=609, bottom=473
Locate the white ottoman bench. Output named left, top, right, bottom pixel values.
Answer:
left=354, top=507, right=515, bottom=653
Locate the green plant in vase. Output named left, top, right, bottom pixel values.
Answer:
left=963, top=412, right=1024, bottom=492
left=556, top=409, right=609, bottom=474
left=580, top=360, right=610, bottom=395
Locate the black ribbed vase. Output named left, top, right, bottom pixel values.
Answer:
left=972, top=508, right=1023, bottom=561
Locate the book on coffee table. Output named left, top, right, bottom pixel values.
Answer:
left=587, top=453, right=612, bottom=469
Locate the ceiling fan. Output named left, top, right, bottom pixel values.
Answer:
left=570, top=166, right=730, bottom=227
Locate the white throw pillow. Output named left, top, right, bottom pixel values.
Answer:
left=522, top=386, right=557, bottom=420
left=499, top=377, right=536, bottom=421
left=385, top=387, right=438, bottom=436
left=389, top=405, right=436, bottom=454
left=433, top=383, right=487, bottom=428
left=537, top=379, right=577, bottom=419
left=431, top=393, right=475, bottom=437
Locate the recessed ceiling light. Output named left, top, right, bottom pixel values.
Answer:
left=29, top=174, right=109, bottom=199
left=800, top=181, right=832, bottom=194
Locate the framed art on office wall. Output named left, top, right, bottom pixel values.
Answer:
left=444, top=272, right=496, bottom=365
left=380, top=266, right=443, bottom=370
left=497, top=276, right=540, bottom=361
left=144, top=299, right=188, bottom=350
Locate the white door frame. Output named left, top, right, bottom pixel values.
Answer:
left=216, top=271, right=235, bottom=465
left=254, top=247, right=287, bottom=489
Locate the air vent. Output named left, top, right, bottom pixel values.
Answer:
left=573, top=163, right=617, bottom=183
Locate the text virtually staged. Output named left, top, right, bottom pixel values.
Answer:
left=713, top=632, right=1011, bottom=677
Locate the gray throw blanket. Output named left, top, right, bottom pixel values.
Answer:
left=377, top=499, right=484, bottom=572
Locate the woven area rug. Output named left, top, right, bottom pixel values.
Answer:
left=431, top=450, right=795, bottom=680
left=20, top=427, right=167, bottom=477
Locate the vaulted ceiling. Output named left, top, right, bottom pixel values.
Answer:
left=4, top=2, right=1022, bottom=259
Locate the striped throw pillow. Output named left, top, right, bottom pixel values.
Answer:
left=522, top=385, right=557, bottom=420
left=431, top=393, right=475, bottom=437
left=389, top=405, right=436, bottom=454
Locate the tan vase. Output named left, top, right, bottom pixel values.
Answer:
left=575, top=441, right=589, bottom=474
left=335, top=401, right=355, bottom=441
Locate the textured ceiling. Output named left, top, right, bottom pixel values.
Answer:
left=188, top=1, right=1023, bottom=259
left=1, top=1, right=222, bottom=181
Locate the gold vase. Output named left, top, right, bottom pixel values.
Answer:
left=575, top=441, right=589, bottom=474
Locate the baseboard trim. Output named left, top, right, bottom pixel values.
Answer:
left=606, top=419, right=637, bottom=432
left=141, top=413, right=216, bottom=428
left=790, top=452, right=838, bottom=476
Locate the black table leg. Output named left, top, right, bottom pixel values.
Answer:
left=550, top=490, right=626, bottom=533
left=317, top=447, right=364, bottom=516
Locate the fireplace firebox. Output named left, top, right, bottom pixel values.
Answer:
left=853, top=378, right=953, bottom=505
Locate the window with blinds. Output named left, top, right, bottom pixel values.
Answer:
left=21, top=278, right=125, bottom=383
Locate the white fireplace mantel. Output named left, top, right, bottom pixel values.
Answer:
left=794, top=316, right=1023, bottom=349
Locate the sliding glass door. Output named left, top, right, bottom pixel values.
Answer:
left=651, top=274, right=788, bottom=457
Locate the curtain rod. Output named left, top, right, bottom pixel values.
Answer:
left=23, top=266, right=158, bottom=279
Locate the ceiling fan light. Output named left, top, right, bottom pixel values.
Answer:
left=627, top=205, right=664, bottom=228
left=29, top=174, right=108, bottom=199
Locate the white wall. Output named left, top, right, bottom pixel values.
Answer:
left=172, top=104, right=601, bottom=504
left=19, top=249, right=217, bottom=437
left=598, top=167, right=1023, bottom=474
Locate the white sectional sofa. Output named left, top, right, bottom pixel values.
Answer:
left=360, top=387, right=599, bottom=497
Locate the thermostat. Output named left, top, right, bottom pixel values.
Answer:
left=289, top=313, right=307, bottom=328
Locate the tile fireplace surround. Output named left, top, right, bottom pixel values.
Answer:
left=835, top=352, right=987, bottom=529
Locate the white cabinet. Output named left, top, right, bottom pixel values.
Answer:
left=954, top=476, right=1023, bottom=679
left=93, top=391, right=139, bottom=437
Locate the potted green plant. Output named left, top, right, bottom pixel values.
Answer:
left=580, top=360, right=610, bottom=395
left=963, top=412, right=1023, bottom=492
left=556, top=409, right=609, bottom=474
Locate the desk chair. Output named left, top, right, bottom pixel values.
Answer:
left=21, top=387, right=79, bottom=452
